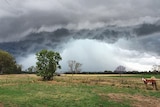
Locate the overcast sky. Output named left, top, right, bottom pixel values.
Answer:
left=1, top=0, right=160, bottom=71
left=1, top=0, right=160, bottom=42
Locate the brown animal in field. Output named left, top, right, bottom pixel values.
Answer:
left=142, top=78, right=158, bottom=90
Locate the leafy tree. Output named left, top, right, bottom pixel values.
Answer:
left=0, top=49, right=21, bottom=74
left=36, top=49, right=62, bottom=80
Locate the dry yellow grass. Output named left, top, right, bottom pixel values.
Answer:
left=0, top=74, right=159, bottom=90
left=56, top=74, right=160, bottom=90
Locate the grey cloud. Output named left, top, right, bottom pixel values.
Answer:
left=0, top=25, right=160, bottom=71
left=116, top=33, right=160, bottom=56
left=1, top=24, right=160, bottom=58
left=0, top=10, right=72, bottom=42
left=1, top=0, right=160, bottom=71
left=134, top=23, right=160, bottom=36
left=1, top=0, right=160, bottom=42
left=137, top=34, right=160, bottom=55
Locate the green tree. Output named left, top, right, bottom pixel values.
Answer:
left=36, top=49, right=62, bottom=80
left=0, top=49, right=21, bottom=74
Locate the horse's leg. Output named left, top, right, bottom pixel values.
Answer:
left=152, top=82, right=154, bottom=89
left=145, top=83, right=148, bottom=89
left=155, top=82, right=158, bottom=90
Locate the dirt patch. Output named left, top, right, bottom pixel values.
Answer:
left=107, top=93, right=160, bottom=107
left=0, top=103, right=4, bottom=107
left=47, top=80, right=61, bottom=84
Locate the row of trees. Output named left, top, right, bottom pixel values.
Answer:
left=2, top=49, right=160, bottom=81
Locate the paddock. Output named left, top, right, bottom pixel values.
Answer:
left=0, top=74, right=160, bottom=107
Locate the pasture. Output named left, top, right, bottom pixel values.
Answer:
left=0, top=74, right=160, bottom=107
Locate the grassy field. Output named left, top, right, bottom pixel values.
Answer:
left=0, top=74, right=160, bottom=107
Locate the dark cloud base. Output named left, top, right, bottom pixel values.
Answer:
left=0, top=22, right=160, bottom=58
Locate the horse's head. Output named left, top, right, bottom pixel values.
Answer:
left=142, top=78, right=146, bottom=82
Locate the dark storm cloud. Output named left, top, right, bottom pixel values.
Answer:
left=134, top=23, right=160, bottom=36
left=1, top=6, right=64, bottom=41
left=1, top=0, right=160, bottom=71
left=136, top=34, right=160, bottom=55
left=0, top=8, right=73, bottom=42
left=1, top=0, right=160, bottom=42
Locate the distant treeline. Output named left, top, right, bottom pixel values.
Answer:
left=1, top=70, right=160, bottom=75
left=64, top=71, right=160, bottom=74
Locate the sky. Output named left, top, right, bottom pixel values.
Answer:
left=1, top=0, right=160, bottom=71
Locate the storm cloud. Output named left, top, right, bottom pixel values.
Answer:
left=1, top=0, right=160, bottom=71
left=1, top=0, right=160, bottom=41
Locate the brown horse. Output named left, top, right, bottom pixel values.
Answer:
left=142, top=78, right=158, bottom=90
